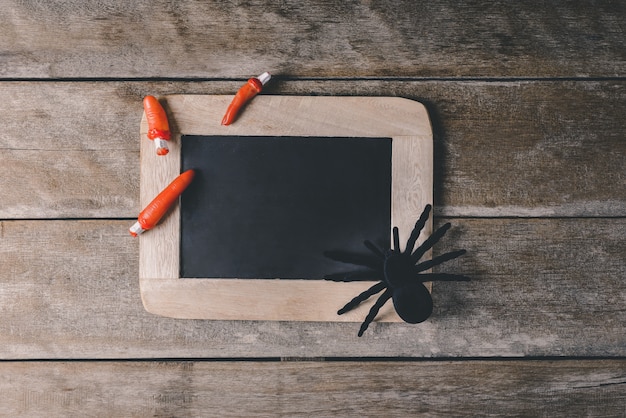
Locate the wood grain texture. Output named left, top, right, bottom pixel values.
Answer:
left=0, top=149, right=138, bottom=219
left=1, top=0, right=623, bottom=413
left=1, top=0, right=624, bottom=78
left=0, top=80, right=624, bottom=218
left=0, top=218, right=623, bottom=359
left=0, top=360, right=624, bottom=417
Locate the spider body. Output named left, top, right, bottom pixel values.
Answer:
left=324, top=204, right=470, bottom=336
left=384, top=252, right=434, bottom=324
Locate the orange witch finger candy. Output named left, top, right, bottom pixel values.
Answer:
left=129, top=169, right=195, bottom=237
left=221, top=72, right=271, bottom=125
left=143, top=95, right=171, bottom=155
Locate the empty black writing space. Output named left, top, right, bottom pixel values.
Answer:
left=180, top=136, right=391, bottom=279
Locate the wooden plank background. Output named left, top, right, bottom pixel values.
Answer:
left=0, top=0, right=624, bottom=416
left=1, top=360, right=625, bottom=416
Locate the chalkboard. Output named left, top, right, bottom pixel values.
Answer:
left=180, top=135, right=392, bottom=279
left=138, top=95, right=432, bottom=322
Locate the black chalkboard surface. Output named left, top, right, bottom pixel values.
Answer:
left=180, top=135, right=392, bottom=279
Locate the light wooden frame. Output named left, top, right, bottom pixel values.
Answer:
left=139, top=95, right=432, bottom=322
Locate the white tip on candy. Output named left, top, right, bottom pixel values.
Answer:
left=129, top=221, right=145, bottom=237
left=257, top=72, right=271, bottom=85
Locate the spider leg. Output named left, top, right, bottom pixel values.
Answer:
left=337, top=281, right=386, bottom=315
left=393, top=227, right=400, bottom=253
left=358, top=288, right=393, bottom=337
left=323, top=250, right=381, bottom=270
left=418, top=272, right=471, bottom=282
left=414, top=249, right=467, bottom=272
left=404, top=204, right=432, bottom=255
left=363, top=240, right=385, bottom=259
left=411, top=222, right=452, bottom=263
left=324, top=269, right=382, bottom=282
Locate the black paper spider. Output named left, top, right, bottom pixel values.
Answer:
left=324, top=204, right=470, bottom=336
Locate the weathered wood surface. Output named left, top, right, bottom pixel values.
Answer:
left=0, top=360, right=624, bottom=417
left=0, top=218, right=623, bottom=359
left=1, top=0, right=624, bottom=78
left=1, top=0, right=624, bottom=415
left=1, top=80, right=624, bottom=218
